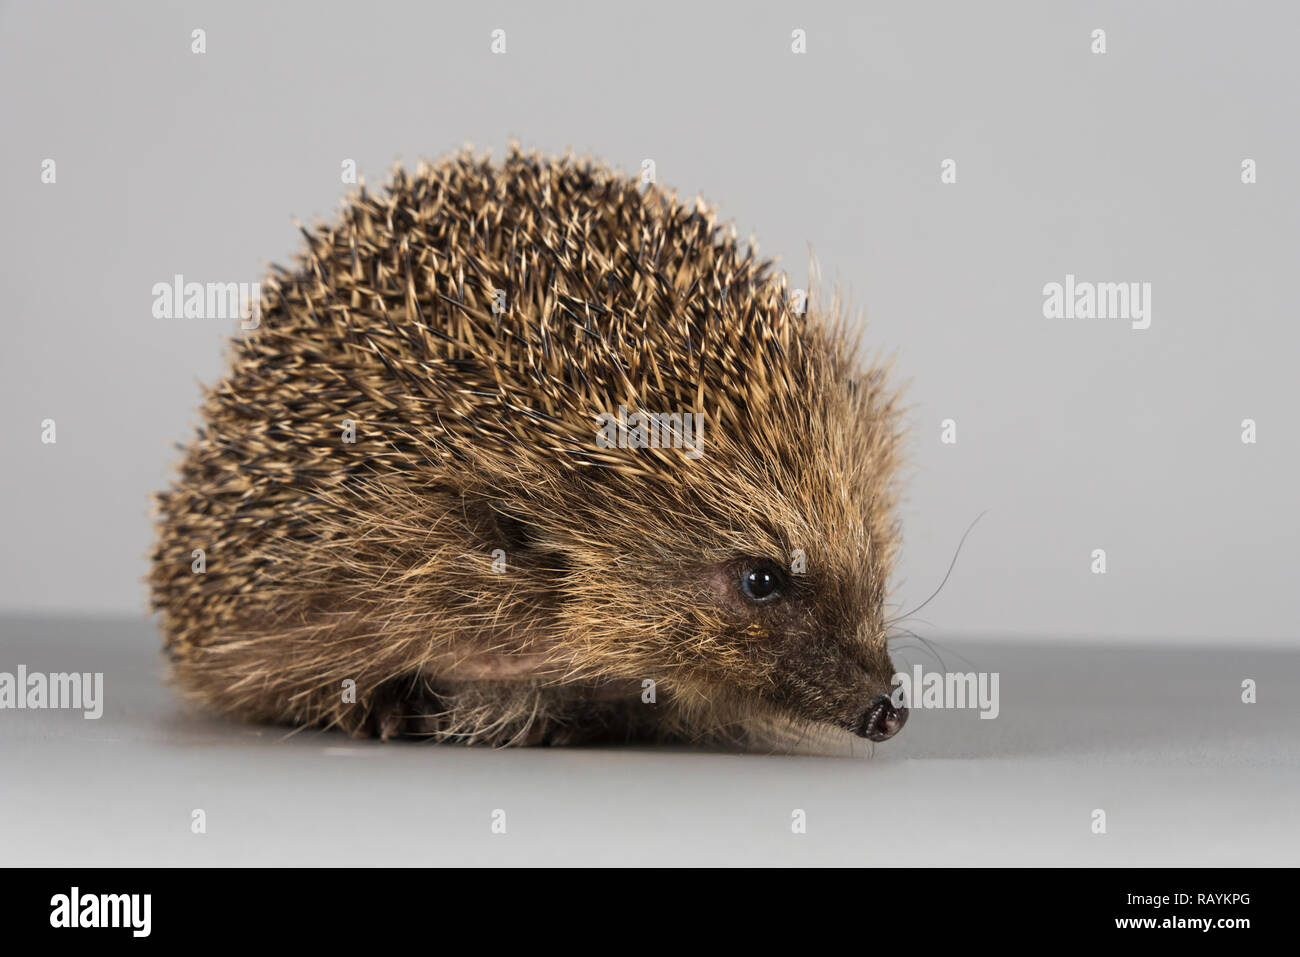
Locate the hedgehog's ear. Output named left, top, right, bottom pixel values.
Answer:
left=490, top=506, right=541, bottom=552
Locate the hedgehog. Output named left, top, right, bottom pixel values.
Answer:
left=149, top=145, right=908, bottom=749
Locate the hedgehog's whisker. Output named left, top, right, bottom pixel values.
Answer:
left=884, top=510, right=987, bottom=627
left=887, top=629, right=950, bottom=673
left=887, top=625, right=978, bottom=672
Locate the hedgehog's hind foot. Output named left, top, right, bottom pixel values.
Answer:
left=358, top=677, right=449, bottom=741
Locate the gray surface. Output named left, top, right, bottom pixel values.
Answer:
left=2, top=1, right=1299, bottom=642
left=1, top=615, right=1295, bottom=866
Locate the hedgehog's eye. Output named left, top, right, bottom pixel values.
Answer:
left=740, top=562, right=784, bottom=602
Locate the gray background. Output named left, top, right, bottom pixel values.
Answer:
left=1, top=1, right=1298, bottom=868
left=5, top=617, right=1297, bottom=866
left=2, top=0, right=1297, bottom=641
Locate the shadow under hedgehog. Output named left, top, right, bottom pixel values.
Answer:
left=150, top=145, right=908, bottom=750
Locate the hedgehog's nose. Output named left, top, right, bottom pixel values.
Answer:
left=857, top=695, right=908, bottom=741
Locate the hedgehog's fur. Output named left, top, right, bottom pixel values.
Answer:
left=150, top=146, right=905, bottom=748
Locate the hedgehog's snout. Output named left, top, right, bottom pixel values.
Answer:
left=855, top=694, right=908, bottom=742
